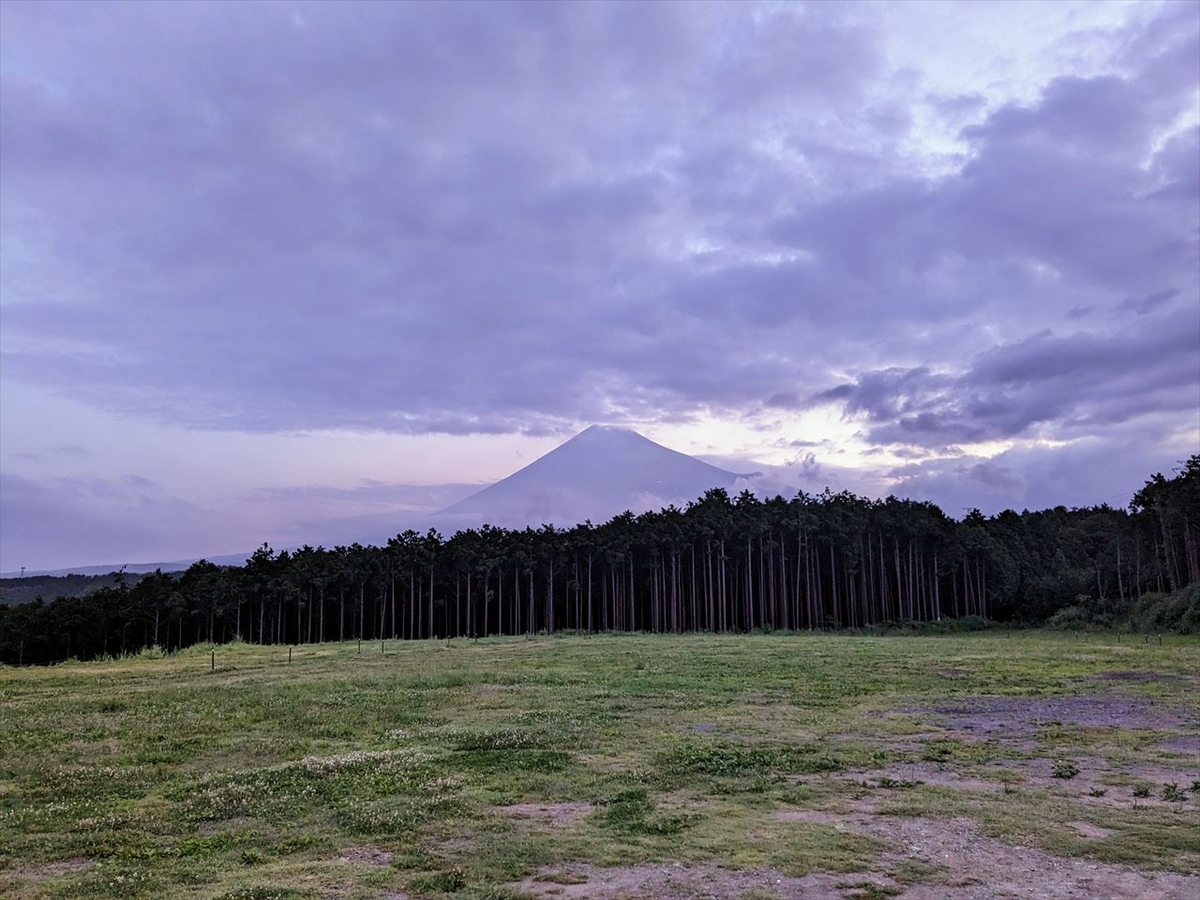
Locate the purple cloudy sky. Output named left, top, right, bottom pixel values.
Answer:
left=2, top=0, right=1197, bottom=572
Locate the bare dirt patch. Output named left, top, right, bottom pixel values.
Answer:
left=493, top=801, right=595, bottom=826
left=510, top=824, right=1199, bottom=900
left=1158, top=734, right=1200, bottom=756
left=848, top=762, right=1002, bottom=794
left=833, top=730, right=962, bottom=754
left=510, top=862, right=892, bottom=900
left=773, top=808, right=863, bottom=826
left=1066, top=820, right=1114, bottom=839
left=42, top=858, right=94, bottom=876
left=0, top=858, right=97, bottom=897
left=911, top=695, right=1194, bottom=737
left=983, top=756, right=1200, bottom=809
left=861, top=816, right=1197, bottom=900
left=783, top=812, right=1197, bottom=900
left=337, top=845, right=393, bottom=866
left=9, top=858, right=95, bottom=879
left=475, top=683, right=517, bottom=695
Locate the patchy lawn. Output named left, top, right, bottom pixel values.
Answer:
left=1, top=632, right=1197, bottom=899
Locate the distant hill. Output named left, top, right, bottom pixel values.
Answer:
left=0, top=572, right=146, bottom=606
left=435, top=424, right=756, bottom=530
left=0, top=553, right=251, bottom=582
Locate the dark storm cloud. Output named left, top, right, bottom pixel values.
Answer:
left=0, top=0, right=880, bottom=433
left=809, top=302, right=1199, bottom=448
left=1, top=0, right=1196, bottom=463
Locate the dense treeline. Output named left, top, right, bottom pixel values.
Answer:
left=2, top=457, right=1197, bottom=665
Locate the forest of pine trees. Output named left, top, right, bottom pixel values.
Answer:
left=2, top=456, right=1196, bottom=665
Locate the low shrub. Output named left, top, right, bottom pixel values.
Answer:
left=1128, top=585, right=1200, bottom=635
left=659, top=742, right=841, bottom=778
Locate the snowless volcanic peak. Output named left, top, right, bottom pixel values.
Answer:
left=436, top=425, right=750, bottom=529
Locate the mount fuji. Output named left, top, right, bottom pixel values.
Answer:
left=434, top=425, right=756, bottom=530
left=3, top=427, right=757, bottom=576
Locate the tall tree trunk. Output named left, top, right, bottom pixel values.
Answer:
left=933, top=549, right=941, bottom=620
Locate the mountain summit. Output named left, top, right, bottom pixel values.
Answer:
left=435, top=425, right=752, bottom=529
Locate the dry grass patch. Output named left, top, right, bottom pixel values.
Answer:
left=335, top=845, right=394, bottom=866
left=494, top=802, right=596, bottom=827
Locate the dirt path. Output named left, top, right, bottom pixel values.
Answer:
left=511, top=811, right=1199, bottom=900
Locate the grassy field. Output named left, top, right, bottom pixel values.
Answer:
left=1, top=632, right=1197, bottom=900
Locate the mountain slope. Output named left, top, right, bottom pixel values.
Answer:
left=435, top=425, right=753, bottom=530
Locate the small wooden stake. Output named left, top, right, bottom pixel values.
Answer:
left=288, top=646, right=293, bottom=664
left=211, top=649, right=215, bottom=671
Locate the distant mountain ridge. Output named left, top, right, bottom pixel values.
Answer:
left=0, top=553, right=252, bottom=580
left=4, top=426, right=756, bottom=576
left=0, top=572, right=144, bottom=606
left=435, top=424, right=755, bottom=529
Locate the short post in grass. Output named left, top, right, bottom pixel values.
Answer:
left=357, top=639, right=361, bottom=654
left=210, top=649, right=215, bottom=671
left=381, top=639, right=385, bottom=655
left=288, top=646, right=292, bottom=664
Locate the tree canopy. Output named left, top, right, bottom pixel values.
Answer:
left=3, top=456, right=1197, bottom=665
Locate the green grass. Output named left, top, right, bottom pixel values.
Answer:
left=1, top=632, right=1197, bottom=898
